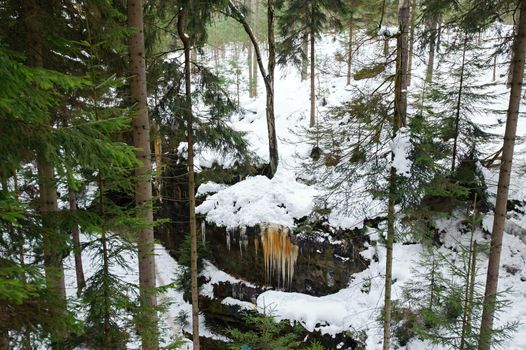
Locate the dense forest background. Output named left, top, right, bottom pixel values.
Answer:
left=1, top=0, right=526, bottom=349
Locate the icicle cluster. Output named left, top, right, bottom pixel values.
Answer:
left=260, top=223, right=299, bottom=290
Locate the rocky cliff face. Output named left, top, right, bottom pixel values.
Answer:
left=205, top=223, right=369, bottom=296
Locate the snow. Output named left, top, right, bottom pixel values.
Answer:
left=196, top=181, right=228, bottom=197
left=196, top=166, right=316, bottom=228
left=63, top=238, right=251, bottom=349
left=221, top=297, right=256, bottom=311
left=390, top=127, right=412, bottom=176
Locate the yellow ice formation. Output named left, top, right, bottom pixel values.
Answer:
left=260, top=223, right=299, bottom=289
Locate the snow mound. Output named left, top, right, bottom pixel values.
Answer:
left=196, top=166, right=316, bottom=228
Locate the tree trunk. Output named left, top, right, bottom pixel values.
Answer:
left=127, top=1, right=158, bottom=349
left=301, top=32, right=308, bottom=82
left=248, top=39, right=254, bottom=97
left=251, top=0, right=259, bottom=97
left=177, top=4, right=200, bottom=348
left=246, top=0, right=254, bottom=97
left=478, top=2, right=526, bottom=349
left=22, top=1, right=67, bottom=347
left=384, top=1, right=410, bottom=350
left=0, top=329, right=8, bottom=350
left=69, top=189, right=85, bottom=297
left=492, top=54, right=497, bottom=82
left=310, top=30, right=316, bottom=127
left=98, top=178, right=111, bottom=349
left=451, top=37, right=467, bottom=173
left=228, top=0, right=278, bottom=177
left=460, top=196, right=478, bottom=350
left=425, top=16, right=437, bottom=84
left=436, top=14, right=442, bottom=53
left=347, top=22, right=353, bottom=85
left=266, top=0, right=278, bottom=176
left=407, top=0, right=416, bottom=86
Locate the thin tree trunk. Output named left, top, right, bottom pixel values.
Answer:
left=301, top=33, right=308, bottom=81
left=347, top=22, right=353, bottom=85
left=467, top=241, right=477, bottom=332
left=460, top=195, right=478, bottom=350
left=425, top=16, right=437, bottom=84
left=492, top=54, right=497, bottom=81
left=384, top=1, right=410, bottom=350
left=98, top=178, right=111, bottom=349
left=310, top=30, right=316, bottom=127
left=407, top=0, right=416, bottom=86
left=248, top=39, right=254, bottom=97
left=436, top=14, right=442, bottom=53
left=127, top=1, right=158, bottom=349
left=451, top=37, right=467, bottom=173
left=228, top=0, right=278, bottom=177
left=69, top=189, right=85, bottom=297
left=507, top=9, right=521, bottom=89
left=246, top=0, right=253, bottom=97
left=266, top=0, right=277, bottom=176
left=177, top=4, right=200, bottom=348
left=478, top=2, right=526, bottom=349
left=251, top=0, right=259, bottom=97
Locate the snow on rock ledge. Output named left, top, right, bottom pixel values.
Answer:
left=196, top=167, right=316, bottom=229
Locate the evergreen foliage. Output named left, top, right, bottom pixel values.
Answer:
left=227, top=311, right=326, bottom=350
left=276, top=0, right=348, bottom=68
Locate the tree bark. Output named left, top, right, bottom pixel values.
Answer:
left=127, top=0, right=158, bottom=349
left=310, top=30, right=316, bottom=127
left=228, top=0, right=278, bottom=177
left=69, top=189, right=85, bottom=297
left=22, top=1, right=67, bottom=347
left=0, top=329, right=8, bottom=350
left=251, top=0, right=259, bottom=97
left=301, top=32, right=308, bottom=82
left=347, top=22, right=353, bottom=85
left=425, top=16, right=438, bottom=84
left=451, top=37, right=467, bottom=174
left=177, top=4, right=200, bottom=348
left=478, top=2, right=526, bottom=349
left=384, top=1, right=410, bottom=350
left=246, top=0, right=254, bottom=97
